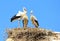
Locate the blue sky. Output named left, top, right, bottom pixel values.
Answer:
left=0, top=0, right=60, bottom=41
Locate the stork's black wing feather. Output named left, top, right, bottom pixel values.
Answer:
left=34, top=20, right=39, bottom=26
left=11, top=15, right=21, bottom=22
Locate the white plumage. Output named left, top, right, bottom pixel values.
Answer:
left=16, top=11, right=23, bottom=16
left=30, top=11, right=39, bottom=28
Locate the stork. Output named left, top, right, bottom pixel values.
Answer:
left=11, top=7, right=27, bottom=27
left=30, top=11, right=39, bottom=28
left=22, top=15, right=28, bottom=29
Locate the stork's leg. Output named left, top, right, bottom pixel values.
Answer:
left=18, top=20, right=20, bottom=28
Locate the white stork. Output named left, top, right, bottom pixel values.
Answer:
left=22, top=15, right=28, bottom=29
left=30, top=11, right=39, bottom=28
left=11, top=7, right=27, bottom=27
